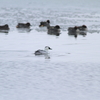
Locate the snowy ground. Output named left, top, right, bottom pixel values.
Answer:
left=0, top=6, right=100, bottom=100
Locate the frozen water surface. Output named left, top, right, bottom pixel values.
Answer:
left=0, top=1, right=100, bottom=100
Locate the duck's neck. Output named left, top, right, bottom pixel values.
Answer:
left=47, top=24, right=50, bottom=29
left=45, top=49, right=48, bottom=51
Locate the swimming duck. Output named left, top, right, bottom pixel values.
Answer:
left=39, top=20, right=50, bottom=27
left=77, top=25, right=87, bottom=31
left=34, top=46, right=52, bottom=55
left=0, top=24, right=10, bottom=30
left=47, top=25, right=61, bottom=36
left=68, top=26, right=79, bottom=38
left=16, top=22, right=31, bottom=28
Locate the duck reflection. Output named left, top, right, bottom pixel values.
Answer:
left=44, top=54, right=50, bottom=59
left=17, top=28, right=32, bottom=33
left=0, top=30, right=9, bottom=34
left=79, top=31, right=87, bottom=37
left=35, top=54, right=51, bottom=59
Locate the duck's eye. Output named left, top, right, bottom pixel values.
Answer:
left=49, top=47, right=52, bottom=50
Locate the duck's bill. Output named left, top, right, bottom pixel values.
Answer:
left=39, top=25, right=44, bottom=27
left=16, top=25, right=18, bottom=28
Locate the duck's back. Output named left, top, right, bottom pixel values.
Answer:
left=0, top=24, right=9, bottom=30
left=35, top=50, right=47, bottom=55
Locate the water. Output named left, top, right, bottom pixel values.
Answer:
left=0, top=2, right=100, bottom=100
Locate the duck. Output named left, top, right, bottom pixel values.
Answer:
left=0, top=24, right=10, bottom=30
left=34, top=46, right=52, bottom=55
left=39, top=20, right=50, bottom=27
left=77, top=25, right=87, bottom=36
left=47, top=25, right=61, bottom=36
left=68, top=26, right=79, bottom=38
left=77, top=25, right=87, bottom=31
left=16, top=22, right=31, bottom=28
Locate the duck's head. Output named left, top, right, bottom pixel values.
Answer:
left=47, top=20, right=50, bottom=23
left=45, top=46, right=52, bottom=50
left=74, top=26, right=78, bottom=30
left=54, top=25, right=61, bottom=29
left=82, top=25, right=87, bottom=28
left=26, top=22, right=31, bottom=26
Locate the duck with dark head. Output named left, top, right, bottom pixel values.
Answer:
left=16, top=22, right=32, bottom=33
left=0, top=24, right=10, bottom=30
left=77, top=25, right=87, bottom=31
left=39, top=20, right=50, bottom=27
left=0, top=24, right=10, bottom=33
left=77, top=25, right=87, bottom=36
left=47, top=25, right=61, bottom=36
left=16, top=22, right=31, bottom=28
left=68, top=26, right=79, bottom=38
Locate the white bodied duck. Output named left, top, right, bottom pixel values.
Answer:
left=34, top=46, right=52, bottom=55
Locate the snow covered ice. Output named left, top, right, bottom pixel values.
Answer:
left=0, top=0, right=100, bottom=100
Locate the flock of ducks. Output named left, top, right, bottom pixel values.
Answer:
left=0, top=20, right=87, bottom=37
left=68, top=25, right=87, bottom=37
left=0, top=20, right=88, bottom=56
left=36, top=20, right=87, bottom=55
left=39, top=20, right=87, bottom=37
